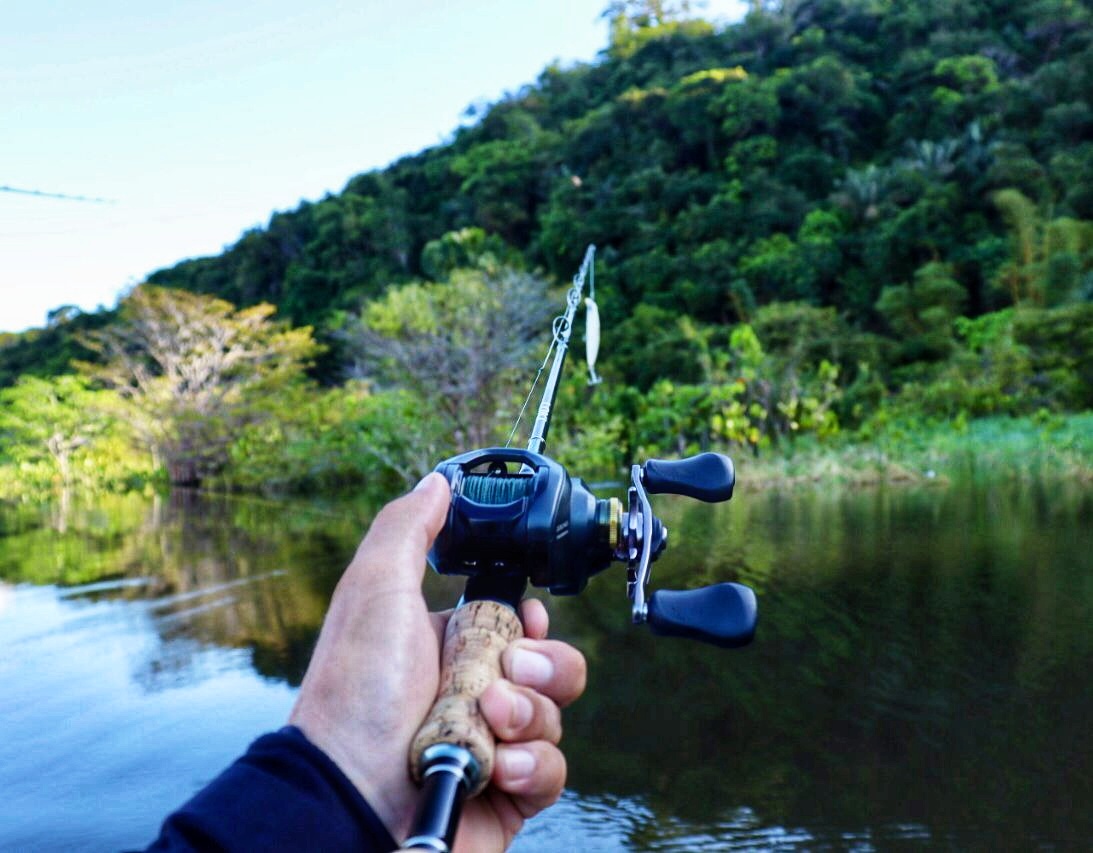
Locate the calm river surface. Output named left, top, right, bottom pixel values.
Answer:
left=1, top=474, right=1090, bottom=851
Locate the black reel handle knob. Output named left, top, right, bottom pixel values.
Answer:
left=642, top=453, right=735, bottom=502
left=647, top=582, right=757, bottom=648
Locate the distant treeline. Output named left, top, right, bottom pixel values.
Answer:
left=1, top=0, right=1091, bottom=497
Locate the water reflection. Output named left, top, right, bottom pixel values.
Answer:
left=1, top=479, right=1090, bottom=850
left=549, top=480, right=1093, bottom=849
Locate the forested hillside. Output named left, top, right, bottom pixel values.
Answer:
left=146, top=0, right=1093, bottom=323
left=2, top=0, right=1091, bottom=497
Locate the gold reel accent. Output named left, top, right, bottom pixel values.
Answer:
left=607, top=497, right=622, bottom=551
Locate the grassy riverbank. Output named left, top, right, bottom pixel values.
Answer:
left=2, top=411, right=1089, bottom=504
left=734, top=413, right=1093, bottom=490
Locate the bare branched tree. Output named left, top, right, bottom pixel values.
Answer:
left=343, top=268, right=555, bottom=450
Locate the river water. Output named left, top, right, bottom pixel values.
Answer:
left=0, top=475, right=1089, bottom=851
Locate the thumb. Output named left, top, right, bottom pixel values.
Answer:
left=350, top=472, right=451, bottom=590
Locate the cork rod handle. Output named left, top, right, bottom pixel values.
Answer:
left=409, top=599, right=524, bottom=797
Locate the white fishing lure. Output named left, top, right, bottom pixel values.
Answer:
left=585, top=297, right=602, bottom=385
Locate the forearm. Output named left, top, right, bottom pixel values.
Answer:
left=146, top=726, right=396, bottom=853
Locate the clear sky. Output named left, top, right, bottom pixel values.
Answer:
left=1, top=0, right=745, bottom=333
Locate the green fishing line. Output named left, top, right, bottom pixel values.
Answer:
left=461, top=475, right=532, bottom=505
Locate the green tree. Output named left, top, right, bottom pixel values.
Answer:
left=0, top=375, right=106, bottom=488
left=929, top=55, right=1000, bottom=131
left=450, top=131, right=558, bottom=244
left=876, top=262, right=967, bottom=361
left=604, top=0, right=695, bottom=34
left=606, top=304, right=712, bottom=390
left=0, top=375, right=154, bottom=497
left=419, top=227, right=522, bottom=281
left=992, top=189, right=1093, bottom=306
left=738, top=210, right=843, bottom=303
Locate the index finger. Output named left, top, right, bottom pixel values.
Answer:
left=519, top=598, right=549, bottom=640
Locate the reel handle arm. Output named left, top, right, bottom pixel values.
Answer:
left=647, top=583, right=757, bottom=649
left=643, top=453, right=735, bottom=503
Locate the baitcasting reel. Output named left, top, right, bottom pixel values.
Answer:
left=403, top=246, right=756, bottom=852
left=429, top=446, right=757, bottom=648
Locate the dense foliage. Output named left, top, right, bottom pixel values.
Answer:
left=2, top=0, right=1091, bottom=497
left=136, top=0, right=1093, bottom=330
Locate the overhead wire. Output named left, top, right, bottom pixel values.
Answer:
left=0, top=185, right=116, bottom=205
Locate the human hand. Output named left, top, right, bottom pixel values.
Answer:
left=289, top=473, right=587, bottom=852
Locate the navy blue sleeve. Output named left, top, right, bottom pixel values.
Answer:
left=146, top=726, right=397, bottom=852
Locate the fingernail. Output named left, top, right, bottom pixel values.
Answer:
left=413, top=472, right=436, bottom=492
left=498, top=747, right=536, bottom=781
left=508, top=685, right=534, bottom=729
left=511, top=647, right=554, bottom=687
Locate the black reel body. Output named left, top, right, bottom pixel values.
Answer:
left=429, top=447, right=615, bottom=595
left=429, top=447, right=756, bottom=647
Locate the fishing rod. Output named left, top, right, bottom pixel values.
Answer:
left=401, top=245, right=757, bottom=852
left=526, top=244, right=598, bottom=454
